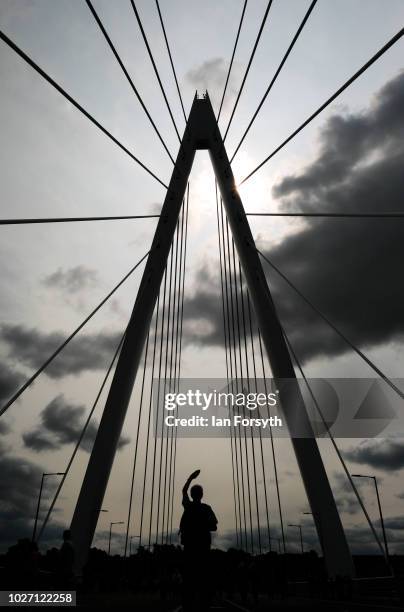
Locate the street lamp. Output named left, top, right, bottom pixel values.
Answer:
left=303, top=511, right=323, bottom=553
left=108, top=521, right=124, bottom=555
left=32, top=472, right=65, bottom=542
left=352, top=474, right=390, bottom=562
left=129, top=535, right=140, bottom=556
left=288, top=524, right=304, bottom=554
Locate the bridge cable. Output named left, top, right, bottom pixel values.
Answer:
left=124, top=327, right=151, bottom=556
left=130, top=0, right=181, bottom=143
left=156, top=239, right=175, bottom=543
left=148, top=265, right=168, bottom=548
left=169, top=184, right=190, bottom=542
left=164, top=214, right=182, bottom=543
left=155, top=251, right=173, bottom=543
left=216, top=185, right=241, bottom=547
left=0, top=250, right=150, bottom=418
left=223, top=0, right=274, bottom=142
left=230, top=0, right=317, bottom=163
left=219, top=199, right=243, bottom=549
left=0, top=214, right=160, bottom=225
left=246, top=291, right=273, bottom=552
left=162, top=217, right=180, bottom=542
left=240, top=26, right=404, bottom=185
left=257, top=327, right=286, bottom=553
left=226, top=226, right=248, bottom=551
left=86, top=0, right=175, bottom=164
left=215, top=188, right=240, bottom=548
left=239, top=264, right=262, bottom=554
left=224, top=216, right=248, bottom=550
left=282, top=329, right=387, bottom=558
left=217, top=0, right=248, bottom=123
left=227, top=221, right=249, bottom=551
left=232, top=240, right=255, bottom=553
left=257, top=248, right=404, bottom=402
left=155, top=0, right=187, bottom=123
left=246, top=212, right=404, bottom=218
left=37, top=329, right=126, bottom=542
left=0, top=30, right=167, bottom=189
left=139, top=293, right=160, bottom=547
left=165, top=201, right=185, bottom=542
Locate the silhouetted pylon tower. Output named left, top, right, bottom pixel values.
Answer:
left=70, top=93, right=354, bottom=577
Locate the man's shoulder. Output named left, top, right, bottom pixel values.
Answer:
left=201, top=502, right=215, bottom=515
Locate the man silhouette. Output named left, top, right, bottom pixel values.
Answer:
left=180, top=469, right=217, bottom=610
left=180, top=469, right=217, bottom=551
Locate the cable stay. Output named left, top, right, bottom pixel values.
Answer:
left=130, top=0, right=181, bottom=143
left=155, top=0, right=187, bottom=123
left=283, top=328, right=388, bottom=560
left=37, top=330, right=126, bottom=542
left=0, top=250, right=151, bottom=418
left=230, top=0, right=317, bottom=162
left=0, top=214, right=160, bottom=225
left=257, top=248, right=404, bottom=402
left=0, top=29, right=167, bottom=189
left=86, top=0, right=175, bottom=164
left=124, top=328, right=151, bottom=556
left=216, top=184, right=241, bottom=547
left=138, top=293, right=160, bottom=547
left=217, top=0, right=248, bottom=122
left=246, top=212, right=404, bottom=218
left=224, top=0, right=274, bottom=142
left=239, top=26, right=404, bottom=185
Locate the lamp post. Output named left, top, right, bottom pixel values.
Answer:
left=303, top=511, right=323, bottom=553
left=288, top=524, right=304, bottom=554
left=32, top=472, right=65, bottom=542
left=129, top=535, right=140, bottom=556
left=108, top=521, right=124, bottom=556
left=352, top=474, right=390, bottom=562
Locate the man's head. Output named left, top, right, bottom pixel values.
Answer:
left=190, top=484, right=203, bottom=502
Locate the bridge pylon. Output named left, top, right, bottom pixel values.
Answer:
left=70, top=92, right=354, bottom=578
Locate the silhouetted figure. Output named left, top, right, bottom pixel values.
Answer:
left=179, top=469, right=217, bottom=611
left=58, top=529, right=75, bottom=587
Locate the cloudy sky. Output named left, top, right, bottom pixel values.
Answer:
left=1, top=0, right=404, bottom=557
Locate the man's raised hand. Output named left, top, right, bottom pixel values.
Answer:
left=189, top=469, right=200, bottom=480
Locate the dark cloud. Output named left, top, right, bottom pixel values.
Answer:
left=42, top=265, right=99, bottom=294
left=0, top=362, right=24, bottom=403
left=343, top=438, right=404, bottom=472
left=331, top=472, right=368, bottom=516
left=0, top=324, right=121, bottom=378
left=180, top=71, right=404, bottom=364
left=260, top=70, right=404, bottom=362
left=185, top=57, right=240, bottom=110
left=0, top=440, right=64, bottom=550
left=376, top=516, right=404, bottom=531
left=182, top=266, right=225, bottom=347
left=23, top=394, right=130, bottom=454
